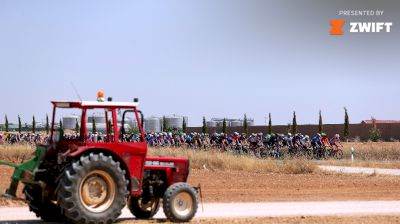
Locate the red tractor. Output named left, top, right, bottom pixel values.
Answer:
left=0, top=94, right=199, bottom=223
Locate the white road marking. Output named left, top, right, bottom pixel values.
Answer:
left=1, top=201, right=400, bottom=221
left=318, top=165, right=400, bottom=176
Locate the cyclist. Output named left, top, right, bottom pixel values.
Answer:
left=330, top=134, right=343, bottom=151
left=248, top=133, right=258, bottom=148
left=311, top=133, right=322, bottom=150
left=321, top=133, right=330, bottom=148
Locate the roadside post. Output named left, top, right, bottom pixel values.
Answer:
left=351, top=147, right=355, bottom=162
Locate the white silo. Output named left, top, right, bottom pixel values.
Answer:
left=63, top=116, right=79, bottom=130
left=230, top=120, right=242, bottom=127
left=164, top=115, right=187, bottom=130
left=144, top=117, right=161, bottom=133
left=206, top=121, right=217, bottom=127
left=87, top=115, right=106, bottom=124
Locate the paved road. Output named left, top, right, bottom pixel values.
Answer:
left=318, top=165, right=400, bottom=176
left=1, top=201, right=400, bottom=222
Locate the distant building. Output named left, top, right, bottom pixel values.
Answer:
left=361, top=120, right=400, bottom=124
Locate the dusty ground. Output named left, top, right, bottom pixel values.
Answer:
left=1, top=168, right=400, bottom=206
left=187, top=169, right=400, bottom=202
left=116, top=216, right=400, bottom=224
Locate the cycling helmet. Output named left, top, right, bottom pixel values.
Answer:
left=335, top=134, right=340, bottom=138
left=317, top=133, right=321, bottom=137
left=288, top=133, right=292, bottom=137
left=321, top=133, right=327, bottom=137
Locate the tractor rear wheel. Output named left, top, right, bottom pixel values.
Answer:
left=23, top=186, right=64, bottom=222
left=128, top=196, right=160, bottom=219
left=57, top=153, right=128, bottom=224
left=163, top=183, right=198, bottom=222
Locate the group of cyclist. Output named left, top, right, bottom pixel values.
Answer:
left=0, top=132, right=48, bottom=145
left=0, top=130, right=344, bottom=159
left=144, top=131, right=344, bottom=159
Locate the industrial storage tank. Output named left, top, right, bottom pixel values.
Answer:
left=164, top=115, right=188, bottom=130
left=165, top=116, right=182, bottom=130
left=246, top=119, right=255, bottom=126
left=86, top=123, right=107, bottom=132
left=144, top=117, right=161, bottom=133
left=206, top=121, right=217, bottom=127
left=87, top=115, right=106, bottom=124
left=63, top=116, right=80, bottom=130
left=230, top=120, right=242, bottom=127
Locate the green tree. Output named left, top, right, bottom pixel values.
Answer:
left=92, top=117, right=96, bottom=133
left=292, top=111, right=297, bottom=134
left=162, top=116, right=168, bottom=132
left=369, top=117, right=381, bottom=142
left=202, top=116, right=207, bottom=133
left=318, top=110, right=323, bottom=133
left=5, top=115, right=8, bottom=133
left=344, top=107, right=349, bottom=139
left=222, top=118, right=227, bottom=133
left=18, top=115, right=22, bottom=133
left=59, top=119, right=63, bottom=130
left=45, top=114, right=49, bottom=134
left=268, top=113, right=272, bottom=134
left=75, top=119, right=80, bottom=133
left=32, top=116, right=36, bottom=133
left=243, top=113, right=248, bottom=135
left=182, top=118, right=187, bottom=133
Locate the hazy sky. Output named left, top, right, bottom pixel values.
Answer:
left=0, top=0, right=399, bottom=126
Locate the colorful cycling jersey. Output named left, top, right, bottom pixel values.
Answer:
left=311, top=135, right=321, bottom=144
left=330, top=137, right=340, bottom=145
left=321, top=137, right=330, bottom=144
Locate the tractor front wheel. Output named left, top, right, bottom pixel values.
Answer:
left=57, top=153, right=128, bottom=224
left=128, top=196, right=160, bottom=219
left=163, top=183, right=198, bottom=222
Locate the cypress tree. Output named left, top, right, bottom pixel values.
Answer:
left=162, top=116, right=168, bottom=132
left=318, top=110, right=323, bottom=133
left=45, top=114, right=49, bottom=134
left=182, top=118, right=187, bottom=133
left=75, top=118, right=80, bottom=133
left=344, top=107, right=349, bottom=139
left=18, top=115, right=22, bottom=133
left=60, top=119, right=63, bottom=130
left=268, top=113, right=272, bottom=134
left=292, top=111, right=297, bottom=134
left=222, top=118, right=227, bottom=133
left=202, top=116, right=207, bottom=133
left=5, top=115, right=9, bottom=133
left=32, top=116, right=36, bottom=133
left=92, top=117, right=96, bottom=133
left=243, top=113, right=248, bottom=135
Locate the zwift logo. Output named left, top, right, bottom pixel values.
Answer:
left=329, top=10, right=393, bottom=35
left=330, top=20, right=393, bottom=35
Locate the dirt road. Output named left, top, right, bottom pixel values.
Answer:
left=1, top=168, right=400, bottom=206
left=1, top=201, right=400, bottom=222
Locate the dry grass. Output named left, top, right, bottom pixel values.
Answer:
left=148, top=148, right=316, bottom=174
left=0, top=144, right=35, bottom=163
left=0, top=142, right=399, bottom=173
left=342, top=142, right=400, bottom=161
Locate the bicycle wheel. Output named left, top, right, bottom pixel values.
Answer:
left=334, top=149, right=344, bottom=160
